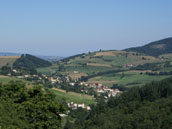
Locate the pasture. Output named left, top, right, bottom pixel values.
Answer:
left=50, top=88, right=95, bottom=105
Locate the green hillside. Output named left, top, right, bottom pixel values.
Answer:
left=59, top=50, right=160, bottom=75
left=13, top=54, right=52, bottom=69
left=43, top=50, right=170, bottom=87
left=67, top=77, right=172, bottom=129
left=50, top=88, right=95, bottom=105
left=0, top=75, right=21, bottom=83
left=0, top=81, right=65, bottom=129
left=125, top=37, right=172, bottom=57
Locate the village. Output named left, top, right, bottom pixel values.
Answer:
left=8, top=68, right=122, bottom=111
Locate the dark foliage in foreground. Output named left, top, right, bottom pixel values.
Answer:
left=0, top=81, right=66, bottom=129
left=66, top=77, right=172, bottom=129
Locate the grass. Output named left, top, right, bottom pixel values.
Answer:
left=37, top=50, right=171, bottom=88
left=87, top=63, right=111, bottom=67
left=69, top=73, right=88, bottom=80
left=65, top=65, right=113, bottom=75
left=37, top=63, right=59, bottom=74
left=88, top=71, right=170, bottom=87
left=38, top=50, right=161, bottom=77
left=62, top=51, right=161, bottom=75
left=0, top=75, right=22, bottom=83
left=0, top=56, right=20, bottom=68
left=159, top=53, right=172, bottom=60
left=50, top=88, right=95, bottom=105
left=0, top=75, right=33, bottom=87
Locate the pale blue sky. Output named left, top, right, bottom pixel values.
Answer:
left=0, top=0, right=172, bottom=56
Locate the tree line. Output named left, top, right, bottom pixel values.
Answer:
left=65, top=77, right=172, bottom=129
left=0, top=81, right=66, bottom=129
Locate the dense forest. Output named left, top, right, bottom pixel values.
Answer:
left=13, top=54, right=52, bottom=69
left=125, top=37, right=172, bottom=57
left=66, top=77, right=172, bottom=129
left=0, top=81, right=66, bottom=129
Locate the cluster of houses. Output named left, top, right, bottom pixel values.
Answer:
left=67, top=102, right=91, bottom=110
left=17, top=74, right=42, bottom=80
left=97, top=87, right=121, bottom=97
left=11, top=68, right=69, bottom=85
left=11, top=69, right=122, bottom=110
left=50, top=77, right=61, bottom=84
left=12, top=69, right=44, bottom=80
left=78, top=82, right=122, bottom=98
left=126, top=64, right=134, bottom=67
left=69, top=81, right=122, bottom=98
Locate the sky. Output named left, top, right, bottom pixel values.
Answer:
left=0, top=0, right=172, bottom=56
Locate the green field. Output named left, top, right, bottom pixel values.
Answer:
left=65, top=51, right=160, bottom=68
left=37, top=63, right=59, bottom=74
left=0, top=75, right=21, bottom=83
left=88, top=71, right=170, bottom=87
left=50, top=88, right=95, bottom=105
left=36, top=50, right=172, bottom=88
left=65, top=65, right=114, bottom=74
left=159, top=53, right=172, bottom=60
left=50, top=51, right=162, bottom=80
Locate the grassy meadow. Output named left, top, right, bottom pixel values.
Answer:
left=87, top=71, right=170, bottom=87
left=50, top=88, right=95, bottom=105
left=0, top=75, right=22, bottom=83
left=36, top=50, right=172, bottom=88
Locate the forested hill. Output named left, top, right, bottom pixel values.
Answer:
left=0, top=81, right=66, bottom=129
left=67, top=77, right=172, bottom=129
left=125, top=37, right=172, bottom=57
left=13, top=54, right=52, bottom=69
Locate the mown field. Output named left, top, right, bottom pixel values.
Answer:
left=50, top=88, right=95, bottom=105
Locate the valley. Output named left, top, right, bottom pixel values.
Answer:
left=0, top=37, right=172, bottom=129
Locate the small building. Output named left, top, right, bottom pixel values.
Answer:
left=69, top=82, right=75, bottom=86
left=78, top=103, right=85, bottom=108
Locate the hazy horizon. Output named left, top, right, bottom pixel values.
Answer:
left=1, top=0, right=172, bottom=56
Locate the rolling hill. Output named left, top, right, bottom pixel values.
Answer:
left=35, top=38, right=172, bottom=88
left=0, top=54, right=52, bottom=69
left=37, top=49, right=171, bottom=87
left=13, top=54, right=52, bottom=69
left=125, top=37, right=172, bottom=57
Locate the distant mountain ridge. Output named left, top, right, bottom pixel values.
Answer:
left=0, top=52, right=63, bottom=61
left=125, top=37, right=172, bottom=57
left=0, top=52, right=21, bottom=56
left=37, top=55, right=64, bottom=61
